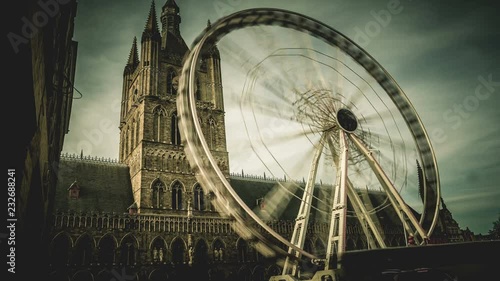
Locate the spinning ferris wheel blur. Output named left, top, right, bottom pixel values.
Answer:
left=177, top=8, right=441, bottom=279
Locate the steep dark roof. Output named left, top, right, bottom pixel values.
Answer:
left=163, top=0, right=179, bottom=10
left=54, top=156, right=134, bottom=213
left=162, top=30, right=189, bottom=59
left=230, top=176, right=409, bottom=227
left=230, top=177, right=301, bottom=220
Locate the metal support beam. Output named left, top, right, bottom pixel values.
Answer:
left=346, top=179, right=386, bottom=249
left=325, top=130, right=349, bottom=269
left=283, top=134, right=327, bottom=276
left=349, top=134, right=428, bottom=243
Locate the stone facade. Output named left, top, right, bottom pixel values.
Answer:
left=48, top=154, right=407, bottom=281
left=118, top=1, right=228, bottom=214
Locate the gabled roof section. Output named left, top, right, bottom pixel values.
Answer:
left=229, top=175, right=411, bottom=228
left=55, top=156, right=134, bottom=213
left=127, top=202, right=138, bottom=210
left=161, top=30, right=189, bottom=62
left=67, top=180, right=80, bottom=191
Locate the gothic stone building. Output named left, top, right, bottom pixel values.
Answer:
left=47, top=1, right=462, bottom=281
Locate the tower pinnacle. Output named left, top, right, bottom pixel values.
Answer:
left=163, top=0, right=179, bottom=10
left=142, top=1, right=160, bottom=42
left=161, top=0, right=181, bottom=37
left=127, top=37, right=139, bottom=66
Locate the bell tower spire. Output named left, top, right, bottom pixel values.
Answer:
left=161, top=0, right=181, bottom=35
left=140, top=0, right=160, bottom=97
left=120, top=37, right=140, bottom=125
left=142, top=1, right=161, bottom=42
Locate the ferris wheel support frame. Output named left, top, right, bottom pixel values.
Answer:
left=324, top=130, right=349, bottom=270
left=283, top=134, right=327, bottom=276
left=349, top=134, right=428, bottom=244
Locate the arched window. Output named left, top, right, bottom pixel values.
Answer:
left=72, top=270, right=94, bottom=281
left=252, top=265, right=266, bottom=281
left=153, top=107, right=167, bottom=142
left=237, top=239, right=248, bottom=263
left=193, top=184, right=204, bottom=211
left=131, top=119, right=136, bottom=149
left=72, top=235, right=93, bottom=266
left=237, top=266, right=252, bottom=281
left=124, top=91, right=129, bottom=113
left=149, top=269, right=168, bottom=281
left=195, top=78, right=201, bottom=100
left=303, top=239, right=313, bottom=255
left=151, top=237, right=167, bottom=263
left=152, top=180, right=165, bottom=208
left=135, top=116, right=140, bottom=146
left=121, top=131, right=125, bottom=160
left=98, top=235, right=116, bottom=265
left=213, top=239, right=225, bottom=262
left=120, top=236, right=136, bottom=266
left=171, top=112, right=181, bottom=145
left=171, top=238, right=185, bottom=264
left=133, top=89, right=138, bottom=102
left=172, top=181, right=183, bottom=210
left=314, top=239, right=326, bottom=257
left=194, top=239, right=208, bottom=264
left=266, top=265, right=282, bottom=280
left=208, top=118, right=216, bottom=150
left=128, top=126, right=132, bottom=155
left=123, top=127, right=128, bottom=155
left=167, top=70, right=177, bottom=95
left=50, top=233, right=71, bottom=267
left=96, top=271, right=115, bottom=281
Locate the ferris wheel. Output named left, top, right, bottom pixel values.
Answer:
left=177, top=8, right=441, bottom=277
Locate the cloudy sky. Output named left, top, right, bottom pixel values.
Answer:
left=62, top=0, right=499, bottom=234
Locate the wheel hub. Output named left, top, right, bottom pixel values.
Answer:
left=337, top=108, right=358, bottom=132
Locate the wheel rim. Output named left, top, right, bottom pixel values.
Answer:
left=177, top=8, right=440, bottom=267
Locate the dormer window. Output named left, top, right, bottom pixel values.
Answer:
left=256, top=197, right=265, bottom=209
left=68, top=180, right=80, bottom=199
left=128, top=202, right=138, bottom=215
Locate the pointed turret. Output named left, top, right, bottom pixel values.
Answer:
left=202, top=19, right=223, bottom=110
left=163, top=0, right=179, bottom=10
left=139, top=1, right=161, bottom=97
left=161, top=0, right=181, bottom=37
left=159, top=0, right=188, bottom=55
left=122, top=36, right=141, bottom=124
left=202, top=20, right=220, bottom=59
left=142, top=1, right=161, bottom=42
left=127, top=37, right=139, bottom=66
left=124, top=37, right=139, bottom=75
